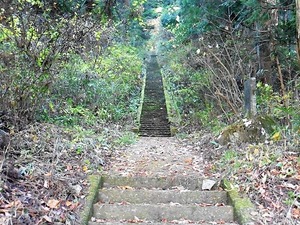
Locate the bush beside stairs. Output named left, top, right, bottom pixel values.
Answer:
left=84, top=175, right=244, bottom=225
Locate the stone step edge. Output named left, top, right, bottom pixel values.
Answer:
left=81, top=175, right=103, bottom=225
left=221, top=179, right=257, bottom=225
left=89, top=221, right=239, bottom=225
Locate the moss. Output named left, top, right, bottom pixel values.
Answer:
left=257, top=115, right=277, bottom=134
left=136, top=59, right=147, bottom=128
left=222, top=179, right=256, bottom=225
left=170, top=126, right=178, bottom=136
left=161, top=64, right=181, bottom=128
left=80, top=175, right=102, bottom=225
left=143, top=104, right=161, bottom=111
left=218, top=115, right=278, bottom=145
left=131, top=127, right=139, bottom=133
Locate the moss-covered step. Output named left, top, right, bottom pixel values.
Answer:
left=81, top=175, right=103, bottom=225
left=222, top=179, right=257, bottom=225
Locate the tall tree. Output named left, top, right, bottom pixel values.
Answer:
left=296, top=0, right=300, bottom=64
left=255, top=0, right=278, bottom=85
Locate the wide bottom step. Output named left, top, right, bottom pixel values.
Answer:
left=93, top=204, right=234, bottom=222
left=90, top=222, right=238, bottom=225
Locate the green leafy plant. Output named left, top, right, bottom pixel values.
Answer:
left=257, top=82, right=300, bottom=134
left=115, top=132, right=138, bottom=146
left=284, top=191, right=299, bottom=206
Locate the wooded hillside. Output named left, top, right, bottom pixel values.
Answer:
left=0, top=0, right=299, bottom=224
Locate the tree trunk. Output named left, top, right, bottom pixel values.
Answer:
left=256, top=0, right=278, bottom=85
left=296, top=0, right=300, bottom=64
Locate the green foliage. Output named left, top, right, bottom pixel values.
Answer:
left=173, top=0, right=224, bottom=42
left=161, top=6, right=179, bottom=28
left=219, top=149, right=243, bottom=171
left=55, top=0, right=88, bottom=13
left=0, top=0, right=150, bottom=134
left=115, top=132, right=138, bottom=146
left=164, top=0, right=298, bottom=136
left=40, top=44, right=143, bottom=126
left=193, top=104, right=226, bottom=134
left=257, top=82, right=300, bottom=134
left=0, top=3, right=89, bottom=124
left=162, top=46, right=226, bottom=131
left=284, top=191, right=299, bottom=206
left=222, top=150, right=238, bottom=162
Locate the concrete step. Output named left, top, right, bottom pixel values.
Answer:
left=139, top=134, right=171, bottom=137
left=101, top=176, right=205, bottom=190
left=99, top=189, right=227, bottom=205
left=139, top=128, right=170, bottom=132
left=89, top=222, right=238, bottom=225
left=139, top=123, right=170, bottom=127
left=139, top=130, right=171, bottom=134
left=92, top=204, right=234, bottom=222
left=139, top=129, right=171, bottom=133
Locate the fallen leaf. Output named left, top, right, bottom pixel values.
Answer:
left=119, top=186, right=134, bottom=190
left=44, top=172, right=52, bottom=177
left=32, top=135, right=38, bottom=142
left=253, top=148, right=260, bottom=156
left=65, top=201, right=72, bottom=207
left=5, top=200, right=23, bottom=209
left=292, top=208, right=300, bottom=219
left=67, top=164, right=73, bottom=171
left=82, top=165, right=88, bottom=172
left=44, top=179, right=49, bottom=188
left=271, top=132, right=281, bottom=141
left=184, top=158, right=193, bottom=165
left=71, top=184, right=82, bottom=195
left=46, top=199, right=60, bottom=209
left=42, top=215, right=52, bottom=222
left=69, top=202, right=79, bottom=210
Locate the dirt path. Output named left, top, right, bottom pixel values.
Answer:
left=105, top=11, right=206, bottom=179
left=105, top=137, right=206, bottom=178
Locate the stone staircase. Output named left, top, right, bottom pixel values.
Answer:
left=139, top=54, right=171, bottom=137
left=89, top=176, right=238, bottom=225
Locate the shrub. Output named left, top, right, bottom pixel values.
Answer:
left=40, top=44, right=143, bottom=126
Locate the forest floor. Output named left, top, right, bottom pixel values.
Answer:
left=105, top=132, right=300, bottom=225
left=105, top=136, right=209, bottom=178
left=1, top=124, right=299, bottom=225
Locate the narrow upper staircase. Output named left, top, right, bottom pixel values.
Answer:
left=139, top=54, right=171, bottom=137
left=89, top=176, right=238, bottom=224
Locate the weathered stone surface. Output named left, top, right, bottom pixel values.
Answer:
left=202, top=179, right=217, bottom=190
left=223, top=179, right=257, bottom=225
left=81, top=175, right=103, bottom=225
left=139, top=54, right=171, bottom=137
left=102, top=175, right=204, bottom=190
left=89, top=222, right=238, bottom=225
left=93, top=204, right=234, bottom=222
left=99, top=189, right=227, bottom=205
left=217, top=115, right=277, bottom=145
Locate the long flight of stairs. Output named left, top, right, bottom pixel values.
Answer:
left=89, top=176, right=238, bottom=225
left=139, top=54, right=171, bottom=137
